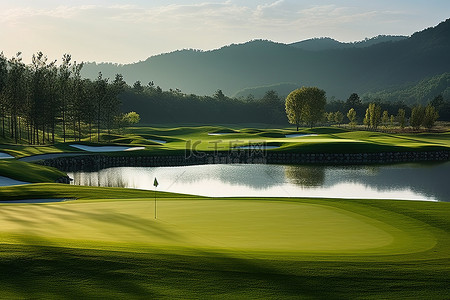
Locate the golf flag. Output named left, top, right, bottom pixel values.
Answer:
left=154, top=177, right=159, bottom=187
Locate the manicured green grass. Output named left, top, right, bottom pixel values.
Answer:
left=123, top=125, right=450, bottom=154
left=0, top=126, right=449, bottom=298
left=0, top=161, right=66, bottom=183
left=0, top=184, right=449, bottom=298
left=1, top=126, right=449, bottom=160
left=0, top=183, right=200, bottom=201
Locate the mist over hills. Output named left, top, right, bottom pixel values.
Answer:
left=82, top=19, right=450, bottom=101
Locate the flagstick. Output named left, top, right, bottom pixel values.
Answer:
left=153, top=177, right=159, bottom=220
left=154, top=186, right=157, bottom=219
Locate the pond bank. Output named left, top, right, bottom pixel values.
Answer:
left=37, top=150, right=450, bottom=172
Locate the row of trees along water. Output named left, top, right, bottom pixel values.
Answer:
left=0, top=52, right=139, bottom=145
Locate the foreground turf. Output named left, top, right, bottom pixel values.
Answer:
left=0, top=185, right=449, bottom=298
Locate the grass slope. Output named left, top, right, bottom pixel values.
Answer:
left=0, top=161, right=66, bottom=183
left=0, top=184, right=449, bottom=298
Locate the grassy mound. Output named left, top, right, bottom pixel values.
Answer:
left=0, top=161, right=66, bottom=183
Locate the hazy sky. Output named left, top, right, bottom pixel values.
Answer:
left=1, top=0, right=449, bottom=64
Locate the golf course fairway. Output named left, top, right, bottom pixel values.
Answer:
left=0, top=192, right=449, bottom=298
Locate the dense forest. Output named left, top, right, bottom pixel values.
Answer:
left=0, top=48, right=447, bottom=147
left=82, top=19, right=450, bottom=100
left=362, top=73, right=450, bottom=105
left=0, top=52, right=127, bottom=144
left=120, top=82, right=450, bottom=124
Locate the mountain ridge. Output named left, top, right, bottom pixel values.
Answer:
left=81, top=18, right=450, bottom=100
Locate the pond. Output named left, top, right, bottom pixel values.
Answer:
left=67, top=162, right=450, bottom=202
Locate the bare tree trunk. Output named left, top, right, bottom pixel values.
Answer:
left=14, top=115, right=18, bottom=144
left=78, top=118, right=82, bottom=141
left=18, top=117, right=21, bottom=143
left=52, top=121, right=55, bottom=144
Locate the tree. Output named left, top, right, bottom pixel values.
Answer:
left=120, top=111, right=140, bottom=127
left=285, top=89, right=305, bottom=131
left=422, top=105, right=439, bottom=129
left=334, top=111, right=344, bottom=127
left=0, top=52, right=7, bottom=138
left=390, top=115, right=395, bottom=127
left=345, top=93, right=362, bottom=110
left=261, top=90, right=284, bottom=124
left=326, top=112, right=335, bottom=124
left=381, top=110, right=389, bottom=128
left=363, top=108, right=369, bottom=128
left=214, top=89, right=226, bottom=101
left=93, top=72, right=109, bottom=142
left=347, top=108, right=357, bottom=127
left=133, top=80, right=144, bottom=93
left=397, top=108, right=406, bottom=129
left=70, top=61, right=85, bottom=141
left=5, top=53, right=27, bottom=143
left=59, top=54, right=71, bottom=142
left=104, top=74, right=126, bottom=135
left=410, top=105, right=425, bottom=130
left=285, top=87, right=326, bottom=130
left=368, top=103, right=381, bottom=129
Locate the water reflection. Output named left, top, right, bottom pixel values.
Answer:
left=67, top=162, right=450, bottom=202
left=284, top=165, right=325, bottom=187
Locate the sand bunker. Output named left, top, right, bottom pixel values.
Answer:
left=285, top=133, right=318, bottom=138
left=0, top=176, right=29, bottom=186
left=148, top=139, right=167, bottom=144
left=70, top=144, right=145, bottom=152
left=0, top=152, right=14, bottom=159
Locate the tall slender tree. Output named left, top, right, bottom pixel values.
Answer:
left=59, top=54, right=72, bottom=142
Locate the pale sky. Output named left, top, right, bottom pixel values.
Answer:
left=1, top=0, right=449, bottom=64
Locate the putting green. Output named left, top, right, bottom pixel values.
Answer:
left=0, top=198, right=436, bottom=256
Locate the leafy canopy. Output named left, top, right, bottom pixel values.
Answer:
left=285, top=87, right=326, bottom=129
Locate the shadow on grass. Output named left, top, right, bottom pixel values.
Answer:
left=2, top=237, right=449, bottom=299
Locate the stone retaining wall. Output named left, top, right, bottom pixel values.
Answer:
left=39, top=150, right=450, bottom=172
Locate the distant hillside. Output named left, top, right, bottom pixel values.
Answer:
left=363, top=72, right=450, bottom=104
left=289, top=35, right=407, bottom=51
left=82, top=19, right=450, bottom=100
left=233, top=83, right=299, bottom=99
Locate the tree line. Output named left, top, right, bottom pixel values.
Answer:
left=122, top=82, right=449, bottom=127
left=119, top=83, right=286, bottom=125
left=1, top=51, right=447, bottom=146
left=325, top=93, right=445, bottom=130
left=0, top=52, right=131, bottom=144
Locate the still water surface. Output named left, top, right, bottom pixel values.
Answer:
left=68, top=162, right=450, bottom=202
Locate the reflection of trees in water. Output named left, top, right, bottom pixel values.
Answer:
left=70, top=170, right=127, bottom=188
left=178, top=164, right=285, bottom=190
left=284, top=165, right=325, bottom=187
